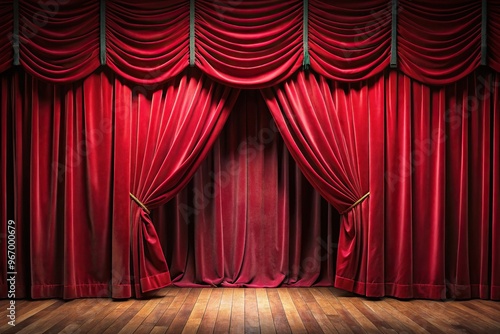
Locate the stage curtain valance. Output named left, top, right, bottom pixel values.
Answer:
left=19, top=0, right=100, bottom=83
left=106, top=0, right=189, bottom=85
left=490, top=1, right=500, bottom=73
left=195, top=0, right=303, bottom=88
left=0, top=1, right=12, bottom=73
left=309, top=0, right=391, bottom=81
left=0, top=1, right=498, bottom=85
left=398, top=0, right=482, bottom=85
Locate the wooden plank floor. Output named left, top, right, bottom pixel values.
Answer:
left=1, top=287, right=500, bottom=333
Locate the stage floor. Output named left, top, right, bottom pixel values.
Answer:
left=1, top=287, right=499, bottom=333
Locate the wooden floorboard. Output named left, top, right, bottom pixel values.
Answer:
left=1, top=287, right=499, bottom=333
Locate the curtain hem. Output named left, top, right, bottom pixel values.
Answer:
left=140, top=271, right=172, bottom=293
left=335, top=275, right=500, bottom=300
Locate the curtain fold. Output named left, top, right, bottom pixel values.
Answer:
left=262, top=71, right=374, bottom=295
left=0, top=1, right=12, bottom=73
left=262, top=69, right=500, bottom=300
left=383, top=70, right=500, bottom=299
left=1, top=68, right=499, bottom=300
left=195, top=0, right=303, bottom=88
left=309, top=0, right=391, bottom=82
left=0, top=1, right=498, bottom=84
left=0, top=1, right=499, bottom=302
left=19, top=0, right=100, bottom=83
left=398, top=0, right=482, bottom=85
left=0, top=69, right=115, bottom=298
left=490, top=1, right=500, bottom=72
left=106, top=0, right=189, bottom=85
left=118, top=69, right=240, bottom=296
left=152, top=90, right=339, bottom=288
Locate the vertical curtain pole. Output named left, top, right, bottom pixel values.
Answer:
left=13, top=0, right=19, bottom=65
left=303, top=0, right=310, bottom=69
left=100, top=0, right=106, bottom=65
left=481, top=0, right=487, bottom=66
left=390, top=0, right=398, bottom=68
left=189, top=0, right=195, bottom=66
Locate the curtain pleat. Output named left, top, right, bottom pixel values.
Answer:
left=0, top=1, right=12, bottom=73
left=263, top=71, right=373, bottom=294
left=106, top=0, right=189, bottom=85
left=121, top=69, right=239, bottom=296
left=382, top=70, right=500, bottom=299
left=489, top=1, right=500, bottom=72
left=19, top=0, right=100, bottom=82
left=398, top=0, right=482, bottom=84
left=194, top=0, right=303, bottom=88
left=309, top=0, right=391, bottom=81
left=0, top=1, right=498, bottom=84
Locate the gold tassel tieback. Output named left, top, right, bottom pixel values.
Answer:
left=129, top=193, right=150, bottom=214
left=342, top=192, right=370, bottom=215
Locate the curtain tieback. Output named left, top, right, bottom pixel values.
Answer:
left=341, top=192, right=370, bottom=215
left=129, top=193, right=151, bottom=214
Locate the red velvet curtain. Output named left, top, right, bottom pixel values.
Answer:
left=263, top=71, right=380, bottom=296
left=118, top=70, right=239, bottom=297
left=0, top=1, right=498, bottom=86
left=263, top=69, right=500, bottom=299
left=0, top=69, right=115, bottom=298
left=195, top=0, right=303, bottom=88
left=383, top=70, right=500, bottom=299
left=106, top=0, right=189, bottom=84
left=0, top=69, right=238, bottom=299
left=398, top=0, right=482, bottom=85
left=0, top=1, right=12, bottom=73
left=152, top=90, right=340, bottom=287
left=19, top=0, right=100, bottom=83
left=309, top=0, right=391, bottom=81
left=1, top=1, right=500, bottom=301
left=490, top=1, right=500, bottom=73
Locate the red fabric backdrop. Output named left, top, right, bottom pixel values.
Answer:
left=153, top=90, right=339, bottom=287
left=106, top=0, right=189, bottom=84
left=1, top=1, right=500, bottom=300
left=19, top=0, right=100, bottom=82
left=309, top=0, right=391, bottom=81
left=383, top=70, right=500, bottom=299
left=195, top=0, right=303, bottom=88
left=490, top=1, right=500, bottom=72
left=0, top=0, right=497, bottom=85
left=0, top=1, right=12, bottom=73
left=398, top=0, right=482, bottom=85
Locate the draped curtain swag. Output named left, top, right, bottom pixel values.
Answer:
left=2, top=0, right=499, bottom=85
left=1, top=0, right=499, bottom=300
